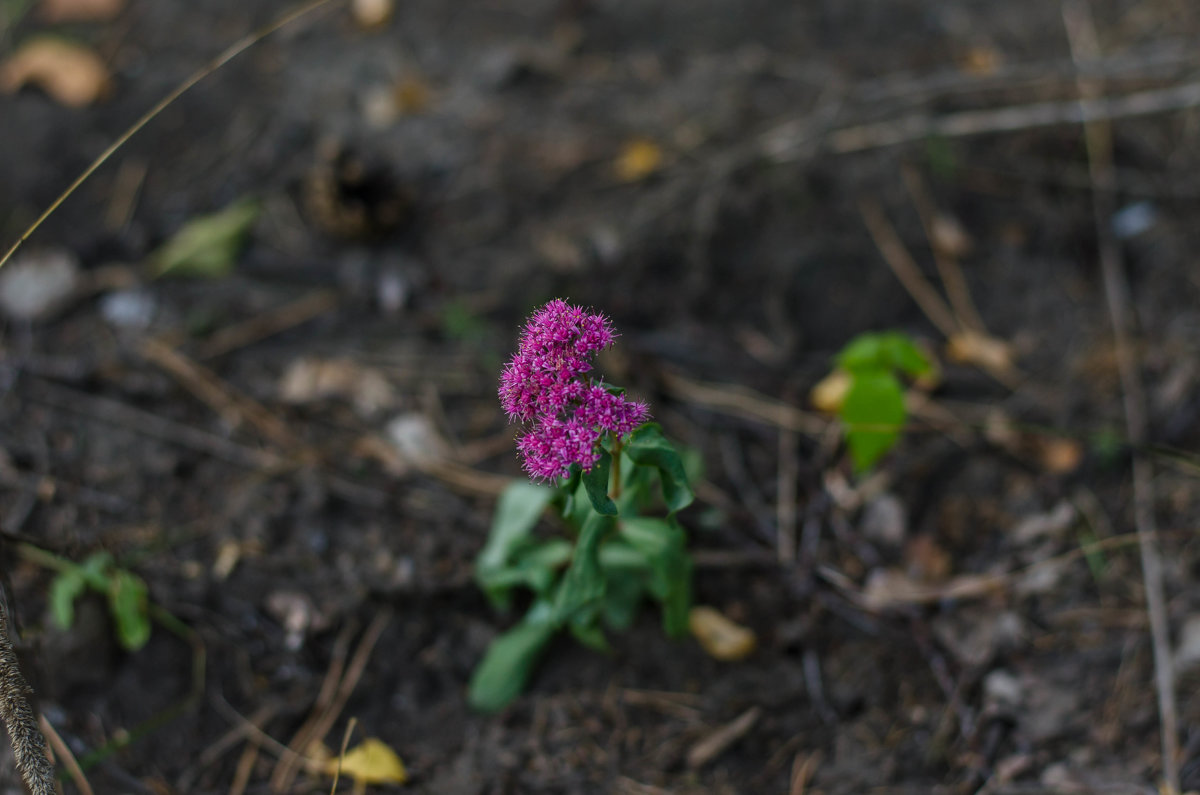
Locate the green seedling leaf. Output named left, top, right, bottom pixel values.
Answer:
left=477, top=482, right=555, bottom=576
left=467, top=602, right=557, bottom=713
left=582, top=449, right=617, bottom=516
left=79, top=550, right=114, bottom=590
left=152, top=198, right=260, bottom=279
left=553, top=513, right=611, bottom=624
left=837, top=334, right=885, bottom=373
left=625, top=424, right=694, bottom=513
left=107, top=570, right=150, bottom=651
left=49, top=570, right=86, bottom=629
left=841, top=370, right=906, bottom=472
left=880, top=333, right=931, bottom=377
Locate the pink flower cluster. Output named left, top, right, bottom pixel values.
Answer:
left=500, top=300, right=649, bottom=481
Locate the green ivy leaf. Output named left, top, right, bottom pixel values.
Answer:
left=840, top=370, right=906, bottom=472
left=107, top=570, right=151, bottom=651
left=553, top=513, right=611, bottom=624
left=624, top=424, right=694, bottom=513
left=581, top=449, right=618, bottom=516
left=467, top=602, right=558, bottom=713
left=49, top=570, right=86, bottom=629
left=879, top=332, right=931, bottom=377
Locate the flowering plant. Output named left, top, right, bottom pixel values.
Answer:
left=470, top=300, right=694, bottom=712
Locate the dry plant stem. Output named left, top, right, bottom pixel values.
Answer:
left=40, top=715, right=93, bottom=795
left=899, top=164, right=987, bottom=333
left=826, top=79, right=1200, bottom=154
left=0, top=597, right=54, bottom=795
left=776, top=428, right=798, bottom=564
left=1063, top=1, right=1179, bottom=789
left=858, top=199, right=960, bottom=339
left=0, top=0, right=345, bottom=270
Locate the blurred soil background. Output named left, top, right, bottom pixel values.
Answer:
left=3, top=0, right=1200, bottom=792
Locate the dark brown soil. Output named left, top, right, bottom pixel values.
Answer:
left=3, top=1, right=1200, bottom=793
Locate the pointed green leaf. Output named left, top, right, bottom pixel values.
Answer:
left=478, top=539, right=573, bottom=607
left=49, top=571, right=86, bottom=629
left=582, top=449, right=617, bottom=516
left=553, top=512, right=611, bottom=623
left=880, top=332, right=931, bottom=377
left=152, top=198, right=260, bottom=279
left=468, top=603, right=558, bottom=713
left=840, top=371, right=906, bottom=472
left=624, top=424, right=694, bottom=513
left=477, top=482, right=555, bottom=575
left=619, top=517, right=691, bottom=638
left=107, top=570, right=151, bottom=651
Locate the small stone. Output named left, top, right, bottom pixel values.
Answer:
left=0, top=248, right=81, bottom=321
left=99, top=289, right=156, bottom=329
left=860, top=492, right=906, bottom=546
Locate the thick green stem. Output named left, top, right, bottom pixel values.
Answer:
left=610, top=438, right=623, bottom=501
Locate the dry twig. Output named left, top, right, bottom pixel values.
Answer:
left=1063, top=1, right=1179, bottom=789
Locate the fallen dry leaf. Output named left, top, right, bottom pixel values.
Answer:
left=326, top=737, right=408, bottom=787
left=615, top=138, right=663, bottom=182
left=352, top=0, right=393, bottom=29
left=809, top=369, right=851, bottom=413
left=39, top=0, right=124, bottom=23
left=930, top=212, right=973, bottom=259
left=278, top=357, right=396, bottom=418
left=860, top=568, right=1002, bottom=612
left=689, top=606, right=756, bottom=661
left=946, top=330, right=1015, bottom=374
left=0, top=36, right=112, bottom=107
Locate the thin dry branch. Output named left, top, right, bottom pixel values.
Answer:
left=1063, top=1, right=1179, bottom=790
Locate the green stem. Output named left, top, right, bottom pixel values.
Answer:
left=610, top=438, right=623, bottom=501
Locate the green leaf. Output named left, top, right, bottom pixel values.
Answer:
left=49, top=571, right=86, bottom=629
left=79, top=551, right=113, bottom=590
left=840, top=370, right=906, bottom=472
left=468, top=603, right=558, bottom=713
left=600, top=570, right=648, bottom=631
left=582, top=449, right=617, bottom=516
left=624, top=424, right=694, bottom=513
left=478, top=539, right=573, bottom=607
left=107, top=570, right=151, bottom=651
left=837, top=334, right=885, bottom=374
left=477, top=482, right=555, bottom=577
left=879, top=333, right=931, bottom=377
left=152, top=198, right=260, bottom=279
left=619, top=517, right=692, bottom=637
left=553, top=513, right=611, bottom=623
left=568, top=609, right=610, bottom=652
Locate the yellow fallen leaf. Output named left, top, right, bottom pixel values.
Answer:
left=946, top=331, right=1014, bottom=374
left=352, top=0, right=393, bottom=29
left=689, top=606, right=756, bottom=661
left=40, top=0, right=125, bottom=23
left=0, top=37, right=112, bottom=108
left=615, top=138, right=663, bottom=182
left=326, top=737, right=408, bottom=786
left=810, top=369, right=851, bottom=413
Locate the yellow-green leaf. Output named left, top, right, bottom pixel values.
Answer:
left=325, top=737, right=408, bottom=786
left=152, top=199, right=259, bottom=279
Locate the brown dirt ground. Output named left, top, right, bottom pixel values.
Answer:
left=3, top=1, right=1200, bottom=793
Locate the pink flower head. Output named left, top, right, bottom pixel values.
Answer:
left=500, top=300, right=649, bottom=482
